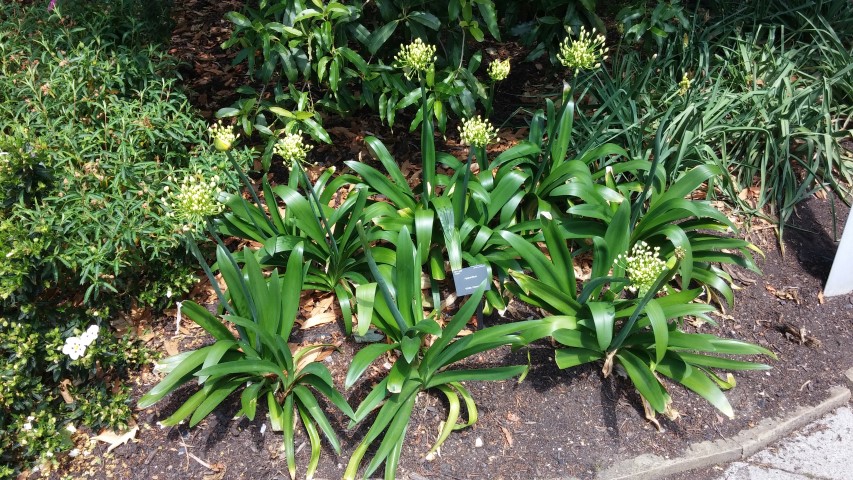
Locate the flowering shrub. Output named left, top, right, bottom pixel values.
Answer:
left=0, top=311, right=149, bottom=474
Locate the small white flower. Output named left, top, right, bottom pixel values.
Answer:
left=209, top=121, right=236, bottom=152
left=488, top=58, right=511, bottom=81
left=166, top=287, right=173, bottom=298
left=69, top=448, right=81, bottom=458
left=62, top=336, right=87, bottom=360
left=615, top=241, right=667, bottom=296
left=65, top=424, right=77, bottom=434
left=79, top=325, right=99, bottom=346
left=557, top=26, right=609, bottom=74
left=394, top=38, right=437, bottom=80
left=459, top=116, right=498, bottom=148
left=273, top=131, right=312, bottom=164
left=22, top=416, right=34, bottom=431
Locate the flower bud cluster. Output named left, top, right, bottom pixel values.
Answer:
left=616, top=241, right=667, bottom=296
left=163, top=171, right=224, bottom=232
left=459, top=115, right=498, bottom=148
left=61, top=325, right=99, bottom=361
left=208, top=121, right=236, bottom=152
left=557, top=27, right=609, bottom=74
left=394, top=38, right=436, bottom=80
left=273, top=131, right=312, bottom=164
left=678, top=74, right=691, bottom=96
left=488, top=58, right=511, bottom=81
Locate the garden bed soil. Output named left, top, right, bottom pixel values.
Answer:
left=49, top=195, right=853, bottom=480
left=45, top=1, right=853, bottom=478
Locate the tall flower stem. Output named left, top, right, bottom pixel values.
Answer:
left=420, top=78, right=435, bottom=209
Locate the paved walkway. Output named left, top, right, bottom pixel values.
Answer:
left=718, top=405, right=853, bottom=480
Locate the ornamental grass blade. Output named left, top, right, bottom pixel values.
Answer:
left=279, top=242, right=304, bottom=340
left=644, top=298, right=668, bottom=365
left=240, top=380, right=264, bottom=421
left=364, top=393, right=417, bottom=479
left=138, top=347, right=211, bottom=408
left=293, top=385, right=341, bottom=454
left=281, top=394, right=295, bottom=479
left=555, top=347, right=604, bottom=369
left=355, top=283, right=378, bottom=336
left=394, top=226, right=417, bottom=329
left=585, top=302, right=615, bottom=352
left=542, top=218, right=576, bottom=296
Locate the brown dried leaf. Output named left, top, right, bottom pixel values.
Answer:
left=500, top=425, right=514, bottom=448
left=309, top=295, right=335, bottom=318
left=163, top=338, right=180, bottom=357
left=301, top=312, right=336, bottom=330
left=93, top=426, right=139, bottom=453
left=59, top=379, right=74, bottom=404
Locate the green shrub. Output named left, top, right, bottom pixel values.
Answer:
left=0, top=310, right=150, bottom=474
left=0, top=0, right=249, bottom=304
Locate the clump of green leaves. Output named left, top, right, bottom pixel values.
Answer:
left=0, top=0, right=247, bottom=305
left=0, top=311, right=150, bottom=474
left=140, top=242, right=354, bottom=480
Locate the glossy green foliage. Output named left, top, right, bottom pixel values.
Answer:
left=139, top=243, right=354, bottom=480
left=342, top=224, right=537, bottom=479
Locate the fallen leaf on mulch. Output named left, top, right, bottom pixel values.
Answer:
left=163, top=338, right=180, bottom=357
left=292, top=343, right=340, bottom=370
left=765, top=284, right=801, bottom=304
left=500, top=425, right=514, bottom=448
left=781, top=323, right=822, bottom=348
left=92, top=426, right=138, bottom=453
left=818, top=290, right=825, bottom=304
left=301, top=312, right=336, bottom=329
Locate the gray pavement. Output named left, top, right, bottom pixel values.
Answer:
left=718, top=405, right=853, bottom=480
left=596, top=369, right=853, bottom=480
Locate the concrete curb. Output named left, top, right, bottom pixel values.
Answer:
left=596, top=371, right=853, bottom=480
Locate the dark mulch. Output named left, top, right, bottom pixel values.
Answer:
left=53, top=195, right=853, bottom=480
left=48, top=1, right=853, bottom=479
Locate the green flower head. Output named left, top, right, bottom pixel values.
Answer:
left=208, top=121, right=236, bottom=152
left=616, top=241, right=667, bottom=296
left=273, top=131, right=312, bottom=164
left=459, top=115, right=498, bottom=149
left=678, top=73, right=691, bottom=96
left=394, top=38, right=437, bottom=80
left=488, top=58, right=511, bottom=81
left=163, top=171, right=224, bottom=232
left=557, top=26, right=608, bottom=74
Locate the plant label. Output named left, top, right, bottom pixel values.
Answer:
left=451, top=264, right=491, bottom=297
left=825, top=207, right=853, bottom=297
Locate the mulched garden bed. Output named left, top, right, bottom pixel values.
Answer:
left=53, top=198, right=852, bottom=480
left=50, top=1, right=853, bottom=478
